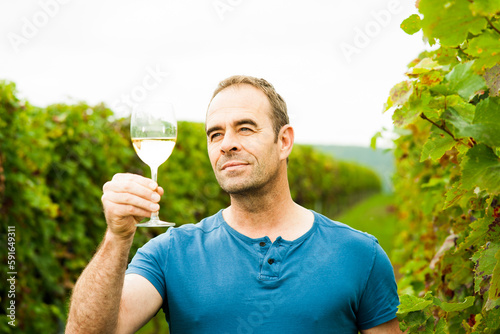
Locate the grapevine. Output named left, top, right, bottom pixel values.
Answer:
left=381, top=0, right=500, bottom=332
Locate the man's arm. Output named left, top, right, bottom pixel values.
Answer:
left=66, top=173, right=164, bottom=334
left=361, top=318, right=404, bottom=334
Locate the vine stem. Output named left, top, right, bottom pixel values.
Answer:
left=420, top=113, right=458, bottom=141
left=486, top=17, right=500, bottom=35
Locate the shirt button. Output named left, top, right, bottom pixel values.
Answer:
left=268, top=258, right=275, bottom=265
left=259, top=242, right=266, bottom=247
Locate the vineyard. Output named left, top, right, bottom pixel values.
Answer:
left=1, top=0, right=499, bottom=332
left=0, top=81, right=380, bottom=333
left=381, top=0, right=500, bottom=332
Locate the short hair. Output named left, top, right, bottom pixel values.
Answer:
left=210, top=75, right=289, bottom=141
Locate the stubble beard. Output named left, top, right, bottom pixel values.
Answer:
left=216, top=161, right=280, bottom=197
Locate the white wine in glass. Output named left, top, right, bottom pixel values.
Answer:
left=131, top=102, right=177, bottom=227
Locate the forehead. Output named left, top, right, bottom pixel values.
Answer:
left=206, top=84, right=273, bottom=126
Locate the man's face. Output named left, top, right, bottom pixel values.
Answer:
left=206, top=84, right=282, bottom=195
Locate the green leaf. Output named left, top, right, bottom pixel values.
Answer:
left=484, top=307, right=500, bottom=330
left=465, top=31, right=500, bottom=71
left=393, top=91, right=435, bottom=128
left=420, top=126, right=457, bottom=162
left=443, top=181, right=469, bottom=209
left=472, top=242, right=500, bottom=294
left=434, top=318, right=447, bottom=334
left=419, top=0, right=487, bottom=47
left=469, top=0, right=500, bottom=17
left=445, top=62, right=487, bottom=101
left=433, top=46, right=460, bottom=65
left=434, top=296, right=475, bottom=312
left=401, top=311, right=432, bottom=331
left=448, top=95, right=476, bottom=123
left=443, top=107, right=473, bottom=138
left=485, top=246, right=500, bottom=311
left=425, top=95, right=463, bottom=121
left=445, top=97, right=500, bottom=147
left=472, top=97, right=500, bottom=147
left=458, top=215, right=500, bottom=253
left=461, top=144, right=500, bottom=194
left=397, top=294, right=434, bottom=315
left=401, top=14, right=422, bottom=35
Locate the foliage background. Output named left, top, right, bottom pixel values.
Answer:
left=0, top=82, right=381, bottom=333
left=381, top=0, right=500, bottom=332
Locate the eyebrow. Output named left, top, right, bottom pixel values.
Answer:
left=206, top=118, right=259, bottom=137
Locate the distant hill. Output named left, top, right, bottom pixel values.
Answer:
left=313, top=145, right=395, bottom=193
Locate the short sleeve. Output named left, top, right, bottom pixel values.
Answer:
left=125, top=230, right=172, bottom=301
left=356, top=240, right=400, bottom=330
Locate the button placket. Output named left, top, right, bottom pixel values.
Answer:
left=259, top=240, right=284, bottom=279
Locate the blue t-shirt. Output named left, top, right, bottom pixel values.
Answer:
left=126, top=210, right=399, bottom=333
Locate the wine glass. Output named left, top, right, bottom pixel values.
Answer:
left=130, top=101, right=177, bottom=227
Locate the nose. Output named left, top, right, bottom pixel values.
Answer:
left=220, top=130, right=241, bottom=154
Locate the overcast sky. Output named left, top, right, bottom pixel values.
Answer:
left=0, top=0, right=428, bottom=147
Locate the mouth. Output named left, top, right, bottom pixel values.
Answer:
left=221, top=161, right=249, bottom=171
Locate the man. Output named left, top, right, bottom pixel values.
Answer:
left=66, top=75, right=401, bottom=333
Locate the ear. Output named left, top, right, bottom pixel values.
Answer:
left=278, top=125, right=294, bottom=161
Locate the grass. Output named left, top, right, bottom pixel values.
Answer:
left=336, top=193, right=398, bottom=259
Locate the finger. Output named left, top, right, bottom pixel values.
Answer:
left=157, top=186, right=164, bottom=196
left=104, top=180, right=161, bottom=203
left=111, top=173, right=158, bottom=190
left=103, top=191, right=160, bottom=213
left=103, top=200, right=155, bottom=220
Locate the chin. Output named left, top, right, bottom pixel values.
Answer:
left=221, top=181, right=266, bottom=196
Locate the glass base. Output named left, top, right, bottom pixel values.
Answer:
left=136, top=220, right=175, bottom=227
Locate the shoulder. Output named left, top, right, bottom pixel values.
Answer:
left=310, top=211, right=385, bottom=267
left=313, top=211, right=379, bottom=246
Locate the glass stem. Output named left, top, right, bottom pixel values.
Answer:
left=150, top=166, right=159, bottom=221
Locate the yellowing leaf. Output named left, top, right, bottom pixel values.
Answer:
left=401, top=14, right=422, bottom=35
left=485, top=246, right=500, bottom=310
left=469, top=0, right=500, bottom=17
left=410, top=58, right=442, bottom=75
left=443, top=181, right=469, bottom=209
left=484, top=64, right=500, bottom=97
left=465, top=31, right=500, bottom=71
left=389, top=81, right=413, bottom=106
left=472, top=242, right=500, bottom=294
left=420, top=127, right=456, bottom=162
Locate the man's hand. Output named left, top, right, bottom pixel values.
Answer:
left=101, top=173, right=164, bottom=239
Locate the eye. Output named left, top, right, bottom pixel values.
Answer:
left=239, top=127, right=253, bottom=133
left=210, top=133, right=222, bottom=141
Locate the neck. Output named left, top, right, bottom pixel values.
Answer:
left=223, top=168, right=313, bottom=242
